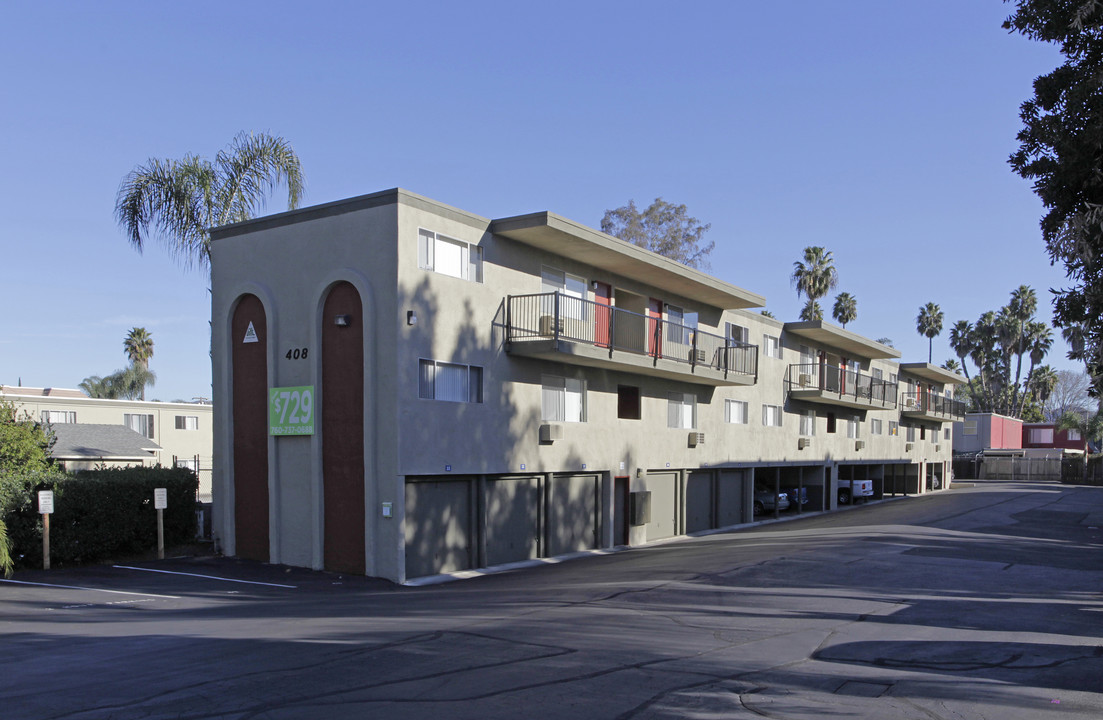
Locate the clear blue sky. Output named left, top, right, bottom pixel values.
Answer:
left=0, top=1, right=1074, bottom=401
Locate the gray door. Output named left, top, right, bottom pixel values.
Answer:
left=485, top=476, right=540, bottom=566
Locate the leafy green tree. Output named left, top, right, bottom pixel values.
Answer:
left=1057, top=407, right=1103, bottom=449
left=600, top=198, right=714, bottom=269
left=1030, top=364, right=1060, bottom=417
left=1005, top=2, right=1103, bottom=394
left=116, top=131, right=304, bottom=273
left=0, top=393, right=55, bottom=475
left=916, top=302, right=944, bottom=363
left=832, top=292, right=857, bottom=328
left=875, top=337, right=894, bottom=348
left=791, top=247, right=838, bottom=322
left=760, top=310, right=775, bottom=319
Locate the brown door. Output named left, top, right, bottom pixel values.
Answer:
left=232, top=294, right=269, bottom=562
left=647, top=298, right=663, bottom=358
left=322, top=282, right=366, bottom=574
left=594, top=282, right=612, bottom=348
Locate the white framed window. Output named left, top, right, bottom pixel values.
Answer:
left=725, top=399, right=748, bottom=424
left=542, top=375, right=586, bottom=422
left=872, top=367, right=883, bottom=381
left=763, top=334, right=782, bottom=359
left=906, top=425, right=916, bottom=442
left=1028, top=427, right=1054, bottom=444
left=419, top=360, right=483, bottom=403
left=847, top=417, right=860, bottom=439
left=889, top=373, right=898, bottom=385
left=668, top=392, right=696, bottom=429
left=175, top=457, right=198, bottom=473
left=762, top=404, right=783, bottom=427
left=727, top=323, right=750, bottom=344
left=799, top=409, right=815, bottom=436
left=418, top=228, right=483, bottom=282
left=871, top=418, right=883, bottom=435
left=541, top=266, right=587, bottom=320
left=963, top=419, right=977, bottom=436
left=41, top=410, right=76, bottom=424
left=124, top=413, right=155, bottom=439
left=889, top=420, right=899, bottom=437
left=944, top=428, right=951, bottom=440
left=175, top=415, right=199, bottom=431
left=665, top=305, right=697, bottom=344
left=1068, top=428, right=1082, bottom=441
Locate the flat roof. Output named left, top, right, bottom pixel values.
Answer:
left=898, top=362, right=967, bottom=385
left=782, top=320, right=901, bottom=359
left=489, top=212, right=765, bottom=311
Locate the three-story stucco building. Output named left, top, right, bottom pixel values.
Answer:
left=210, top=188, right=965, bottom=583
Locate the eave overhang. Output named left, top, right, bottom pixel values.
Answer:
left=489, top=212, right=765, bottom=311
left=898, top=362, right=967, bottom=386
left=782, top=320, right=901, bottom=360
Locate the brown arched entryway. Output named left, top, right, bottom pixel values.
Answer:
left=322, top=282, right=365, bottom=574
left=232, top=294, right=270, bottom=561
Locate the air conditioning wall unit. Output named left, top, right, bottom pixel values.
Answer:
left=905, top=397, right=917, bottom=408
left=539, top=315, right=563, bottom=336
left=855, top=440, right=866, bottom=450
left=691, top=348, right=707, bottom=363
left=906, top=442, right=915, bottom=451
left=933, top=444, right=941, bottom=452
left=798, top=437, right=812, bottom=449
left=799, top=373, right=814, bottom=387
left=539, top=423, right=563, bottom=443
left=688, top=431, right=705, bottom=447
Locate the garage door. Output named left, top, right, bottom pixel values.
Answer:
left=547, top=473, right=599, bottom=556
left=645, top=471, right=679, bottom=540
left=485, top=476, right=540, bottom=566
left=405, top=477, right=473, bottom=578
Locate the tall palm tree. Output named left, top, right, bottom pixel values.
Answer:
left=1008, top=285, right=1038, bottom=404
left=1030, top=364, right=1059, bottom=417
left=799, top=301, right=824, bottom=322
left=115, top=131, right=304, bottom=272
left=832, top=292, right=857, bottom=328
left=791, top=247, right=838, bottom=322
left=1016, top=322, right=1053, bottom=417
left=124, top=327, right=154, bottom=369
left=916, top=302, right=944, bottom=363
left=942, top=358, right=962, bottom=373
left=948, top=320, right=975, bottom=384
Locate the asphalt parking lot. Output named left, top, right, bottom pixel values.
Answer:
left=3, top=478, right=1103, bottom=719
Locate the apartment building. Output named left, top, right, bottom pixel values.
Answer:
left=209, top=188, right=965, bottom=583
left=0, top=386, right=214, bottom=500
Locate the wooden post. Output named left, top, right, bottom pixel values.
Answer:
left=42, top=513, right=50, bottom=570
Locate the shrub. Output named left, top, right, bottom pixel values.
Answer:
left=0, top=465, right=198, bottom=569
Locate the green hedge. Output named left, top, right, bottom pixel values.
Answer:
left=0, top=466, right=198, bottom=569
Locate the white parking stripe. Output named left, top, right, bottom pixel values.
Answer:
left=0, top=578, right=180, bottom=599
left=113, top=565, right=297, bottom=588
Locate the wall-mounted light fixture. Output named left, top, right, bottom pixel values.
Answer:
left=334, top=314, right=352, bottom=327
left=407, top=310, right=418, bottom=326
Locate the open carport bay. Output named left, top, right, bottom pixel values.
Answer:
left=3, top=479, right=1103, bottom=719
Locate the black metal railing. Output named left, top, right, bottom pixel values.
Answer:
left=785, top=363, right=898, bottom=408
left=506, top=292, right=758, bottom=380
left=900, top=391, right=966, bottom=418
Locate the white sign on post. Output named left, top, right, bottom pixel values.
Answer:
left=154, top=488, right=168, bottom=510
left=38, top=490, right=54, bottom=515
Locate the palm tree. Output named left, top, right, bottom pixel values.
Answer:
left=792, top=247, right=838, bottom=322
left=832, top=292, right=857, bottom=328
left=948, top=320, right=975, bottom=385
left=1016, top=322, right=1053, bottom=417
left=875, top=337, right=894, bottom=347
left=916, top=302, right=944, bottom=363
left=942, top=358, right=962, bottom=374
left=124, top=327, right=154, bottom=369
left=1030, top=364, right=1059, bottom=417
left=115, top=131, right=304, bottom=272
left=79, top=366, right=156, bottom=401
left=799, top=301, right=823, bottom=322
left=79, top=375, right=112, bottom=399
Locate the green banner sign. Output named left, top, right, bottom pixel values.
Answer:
left=269, top=386, right=315, bottom=435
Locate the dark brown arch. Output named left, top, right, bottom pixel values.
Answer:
left=232, top=294, right=270, bottom=561
left=322, top=282, right=366, bottom=574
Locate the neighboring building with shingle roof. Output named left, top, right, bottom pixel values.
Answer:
left=49, top=423, right=162, bottom=468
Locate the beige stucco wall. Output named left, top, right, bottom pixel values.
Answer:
left=210, top=188, right=957, bottom=582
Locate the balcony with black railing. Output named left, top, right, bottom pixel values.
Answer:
left=786, top=363, right=898, bottom=410
left=900, top=391, right=966, bottom=421
left=505, top=292, right=758, bottom=386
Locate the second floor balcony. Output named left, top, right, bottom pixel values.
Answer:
left=900, top=391, right=967, bottom=421
left=786, top=363, right=898, bottom=410
left=504, top=292, right=758, bottom=387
